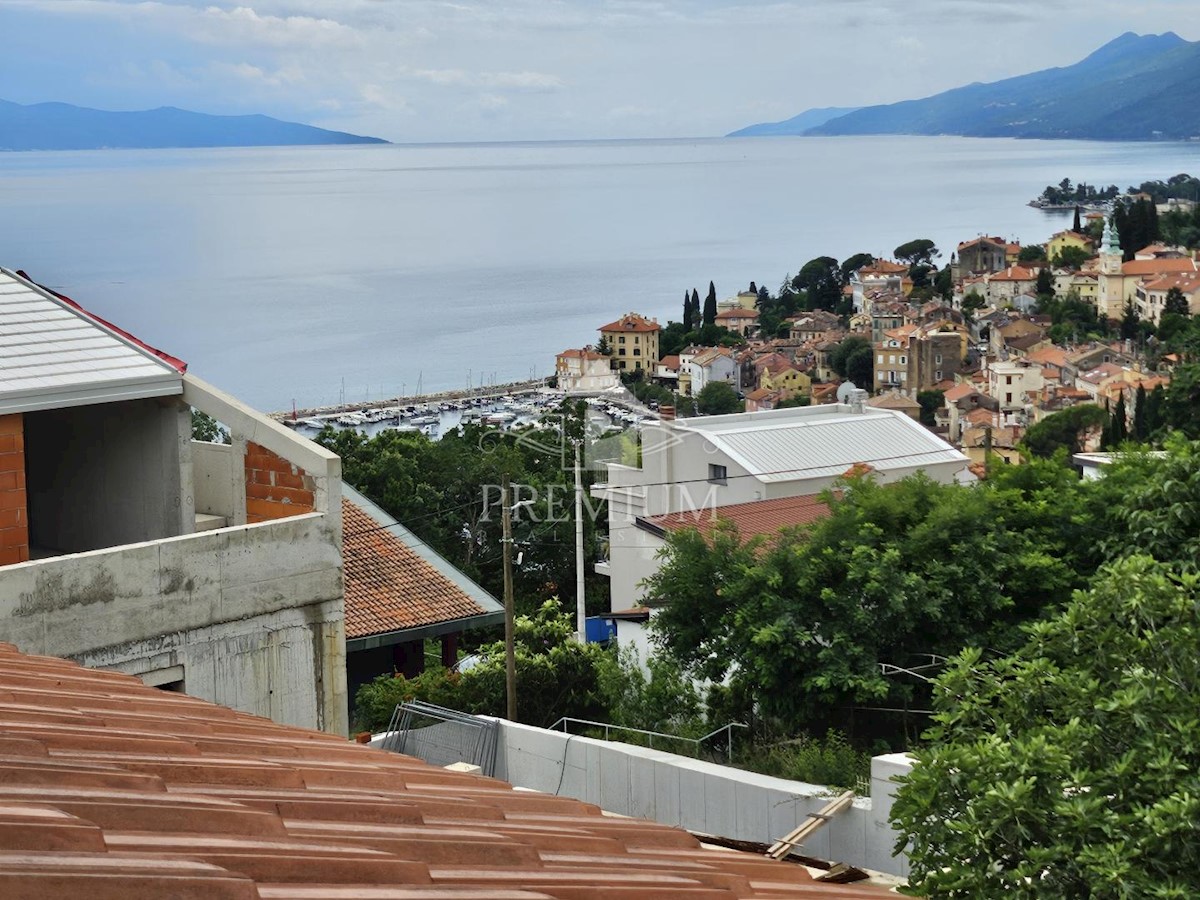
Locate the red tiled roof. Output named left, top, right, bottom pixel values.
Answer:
left=1121, top=259, right=1197, bottom=277
left=640, top=494, right=831, bottom=544
left=1142, top=273, right=1200, bottom=294
left=557, top=349, right=607, bottom=361
left=342, top=497, right=497, bottom=640
left=943, top=383, right=978, bottom=403
left=0, top=643, right=895, bottom=899
left=715, top=309, right=758, bottom=320
left=658, top=354, right=681, bottom=369
left=599, top=313, right=661, bottom=333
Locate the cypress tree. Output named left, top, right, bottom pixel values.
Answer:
left=702, top=281, right=717, bottom=327
left=1145, top=385, right=1165, bottom=438
left=1133, top=384, right=1148, bottom=441
left=1072, top=205, right=1082, bottom=234
left=1036, top=267, right=1053, bottom=298
left=683, top=290, right=694, bottom=331
left=1111, top=394, right=1128, bottom=446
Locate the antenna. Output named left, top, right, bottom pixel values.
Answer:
left=836, top=382, right=857, bottom=403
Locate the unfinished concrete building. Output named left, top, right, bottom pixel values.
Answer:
left=0, top=267, right=347, bottom=735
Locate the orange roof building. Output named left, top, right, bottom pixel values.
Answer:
left=343, top=485, right=503, bottom=683
left=599, top=313, right=660, bottom=374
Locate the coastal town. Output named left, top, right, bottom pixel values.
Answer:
left=557, top=186, right=1200, bottom=469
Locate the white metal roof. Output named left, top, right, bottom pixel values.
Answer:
left=0, top=268, right=183, bottom=415
left=677, top=404, right=968, bottom=483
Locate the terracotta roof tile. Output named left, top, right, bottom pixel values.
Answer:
left=342, top=496, right=500, bottom=640
left=599, top=313, right=661, bottom=333
left=0, top=643, right=893, bottom=899
left=1120, top=259, right=1198, bottom=277
left=639, top=494, right=831, bottom=544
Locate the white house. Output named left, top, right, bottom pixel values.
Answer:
left=556, top=348, right=620, bottom=392
left=593, top=400, right=970, bottom=619
left=687, top=347, right=739, bottom=395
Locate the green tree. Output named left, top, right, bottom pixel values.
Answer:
left=1109, top=393, right=1128, bottom=446
left=1051, top=245, right=1091, bottom=269
left=961, top=290, right=986, bottom=321
left=1021, top=404, right=1106, bottom=458
left=695, top=381, right=743, bottom=415
left=1164, top=286, right=1190, bottom=316
left=702, top=282, right=717, bottom=326
left=1162, top=364, right=1200, bottom=437
left=191, top=409, right=229, bottom=443
left=893, top=239, right=939, bottom=267
left=682, top=291, right=695, bottom=332
left=1018, top=244, right=1047, bottom=263
left=792, top=257, right=842, bottom=311
left=1072, top=204, right=1082, bottom=233
left=839, top=252, right=875, bottom=284
left=646, top=465, right=1090, bottom=735
left=595, top=335, right=612, bottom=355
left=1132, top=384, right=1148, bottom=441
left=934, top=265, right=953, bottom=301
left=916, top=390, right=944, bottom=427
left=353, top=600, right=611, bottom=730
left=893, top=556, right=1200, bottom=899
left=1035, top=266, right=1053, bottom=298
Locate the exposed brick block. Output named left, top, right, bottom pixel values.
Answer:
left=0, top=491, right=27, bottom=512
left=0, top=415, right=22, bottom=437
left=0, top=451, right=23, bottom=473
left=0, top=546, right=22, bottom=566
left=0, top=508, right=24, bottom=529
left=0, top=527, right=27, bottom=548
left=272, top=471, right=306, bottom=491
left=0, top=471, right=18, bottom=492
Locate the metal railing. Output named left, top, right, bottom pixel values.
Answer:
left=380, top=700, right=499, bottom=776
left=547, top=716, right=748, bottom=763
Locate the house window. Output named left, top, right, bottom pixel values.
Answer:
left=935, top=353, right=943, bottom=364
left=618, top=336, right=625, bottom=344
left=1006, top=375, right=1013, bottom=385
left=633, top=348, right=641, bottom=356
left=889, top=355, right=896, bottom=364
left=935, top=370, right=943, bottom=381
left=900, top=372, right=907, bottom=382
left=708, top=464, right=728, bottom=484
left=877, top=354, right=883, bottom=364
left=899, top=356, right=906, bottom=364
left=1005, top=392, right=1013, bottom=404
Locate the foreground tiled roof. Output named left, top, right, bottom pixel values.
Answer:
left=0, top=643, right=892, bottom=899
left=342, top=487, right=503, bottom=642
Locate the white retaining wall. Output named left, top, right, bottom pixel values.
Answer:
left=491, top=720, right=912, bottom=876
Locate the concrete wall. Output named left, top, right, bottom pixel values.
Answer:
left=489, top=720, right=912, bottom=876
left=0, top=512, right=348, bottom=735
left=24, top=397, right=193, bottom=553
left=192, top=441, right=235, bottom=519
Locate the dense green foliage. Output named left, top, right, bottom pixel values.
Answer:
left=1022, top=405, right=1107, bottom=458
left=695, top=381, right=743, bottom=415
left=354, top=601, right=705, bottom=737
left=828, top=335, right=873, bottom=390
left=893, top=557, right=1200, bottom=898
left=1035, top=178, right=1120, bottom=206
left=645, top=462, right=1094, bottom=740
left=1113, top=197, right=1160, bottom=261
left=893, top=239, right=938, bottom=267
left=190, top=409, right=229, bottom=444
left=318, top=405, right=609, bottom=616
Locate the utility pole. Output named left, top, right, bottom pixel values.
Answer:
left=574, top=439, right=586, bottom=642
left=501, top=473, right=517, bottom=721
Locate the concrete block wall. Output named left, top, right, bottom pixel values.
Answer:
left=0, top=512, right=348, bottom=735
left=0, top=414, right=27, bottom=566
left=245, top=441, right=316, bottom=523
left=491, top=720, right=913, bottom=876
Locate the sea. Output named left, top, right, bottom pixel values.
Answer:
left=1, top=135, right=1197, bottom=412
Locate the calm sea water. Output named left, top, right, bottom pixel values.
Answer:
left=1, top=136, right=1197, bottom=411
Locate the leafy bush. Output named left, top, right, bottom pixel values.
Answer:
left=741, top=731, right=872, bottom=790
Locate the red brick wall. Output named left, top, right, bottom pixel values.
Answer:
left=245, top=441, right=315, bottom=524
left=0, top=414, right=28, bottom=566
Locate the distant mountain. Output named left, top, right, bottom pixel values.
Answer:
left=745, top=33, right=1200, bottom=142
left=726, top=106, right=863, bottom=137
left=0, top=100, right=387, bottom=151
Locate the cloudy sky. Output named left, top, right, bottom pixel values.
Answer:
left=2, top=1, right=1196, bottom=142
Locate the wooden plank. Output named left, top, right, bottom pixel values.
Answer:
left=766, top=790, right=854, bottom=860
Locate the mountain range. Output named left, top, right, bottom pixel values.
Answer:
left=0, top=100, right=387, bottom=151
left=731, top=32, right=1200, bottom=142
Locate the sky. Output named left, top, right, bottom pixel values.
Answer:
left=2, top=1, right=1198, bottom=143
